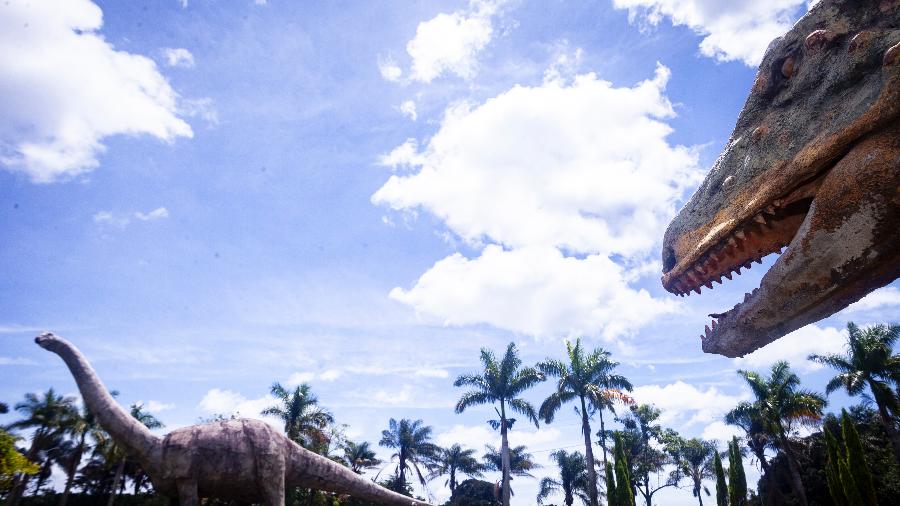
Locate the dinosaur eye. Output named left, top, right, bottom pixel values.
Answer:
left=781, top=56, right=797, bottom=79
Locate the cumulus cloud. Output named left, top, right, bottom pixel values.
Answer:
left=141, top=400, right=175, bottom=413
left=632, top=381, right=749, bottom=429
left=612, top=0, right=810, bottom=66
left=0, top=0, right=193, bottom=182
left=135, top=207, right=169, bottom=221
left=734, top=324, right=847, bottom=373
left=391, top=246, right=677, bottom=340
left=197, top=389, right=277, bottom=424
left=374, top=64, right=699, bottom=339
left=405, top=0, right=508, bottom=82
left=400, top=100, right=418, bottom=121
left=161, top=47, right=195, bottom=68
left=844, top=286, right=900, bottom=314
left=378, top=56, right=403, bottom=82
left=701, top=420, right=744, bottom=443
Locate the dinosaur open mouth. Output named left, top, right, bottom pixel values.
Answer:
left=661, top=168, right=830, bottom=341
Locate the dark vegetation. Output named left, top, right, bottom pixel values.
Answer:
left=1, top=322, right=897, bottom=506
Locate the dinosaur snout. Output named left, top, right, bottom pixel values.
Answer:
left=34, top=332, right=58, bottom=349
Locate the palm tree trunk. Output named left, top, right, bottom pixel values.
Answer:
left=107, top=457, right=126, bottom=506
left=874, top=398, right=900, bottom=465
left=696, top=483, right=703, bottom=506
left=449, top=467, right=456, bottom=494
left=500, top=400, right=511, bottom=506
left=59, top=431, right=86, bottom=506
left=579, top=396, right=599, bottom=506
left=777, top=432, right=808, bottom=506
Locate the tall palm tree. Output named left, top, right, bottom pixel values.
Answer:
left=809, top=322, right=900, bottom=464
left=537, top=449, right=590, bottom=506
left=262, top=382, right=335, bottom=450
left=5, top=389, right=77, bottom=506
left=378, top=418, right=439, bottom=490
left=737, top=362, right=826, bottom=506
left=342, top=440, right=381, bottom=474
left=454, top=342, right=544, bottom=506
left=430, top=444, right=484, bottom=495
left=538, top=339, right=633, bottom=506
left=676, top=438, right=716, bottom=506
left=106, top=404, right=163, bottom=506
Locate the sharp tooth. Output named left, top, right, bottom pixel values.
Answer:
left=735, top=266, right=742, bottom=275
left=752, top=287, right=759, bottom=294
left=773, top=199, right=784, bottom=208
left=727, top=237, right=738, bottom=248
left=704, top=281, right=713, bottom=289
left=711, top=319, right=717, bottom=329
left=723, top=271, right=732, bottom=280
left=693, top=287, right=702, bottom=295
left=713, top=277, right=722, bottom=284
left=705, top=324, right=711, bottom=335
left=735, top=230, right=746, bottom=240
left=766, top=205, right=776, bottom=215
left=744, top=292, right=751, bottom=302
left=743, top=261, right=752, bottom=269
left=754, top=257, right=762, bottom=264
left=754, top=214, right=767, bottom=225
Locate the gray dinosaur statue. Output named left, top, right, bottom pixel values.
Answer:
left=35, top=332, right=430, bottom=506
left=661, top=0, right=900, bottom=357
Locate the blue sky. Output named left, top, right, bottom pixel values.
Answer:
left=1, top=0, right=899, bottom=504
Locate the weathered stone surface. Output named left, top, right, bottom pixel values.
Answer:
left=660, top=0, right=900, bottom=357
left=35, top=333, right=431, bottom=506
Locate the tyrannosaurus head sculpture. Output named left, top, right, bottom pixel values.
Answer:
left=661, top=0, right=900, bottom=357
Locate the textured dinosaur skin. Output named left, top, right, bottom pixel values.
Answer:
left=35, top=333, right=430, bottom=506
left=660, top=0, right=900, bottom=357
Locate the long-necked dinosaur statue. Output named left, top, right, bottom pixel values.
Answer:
left=35, top=332, right=429, bottom=506
left=661, top=0, right=900, bottom=357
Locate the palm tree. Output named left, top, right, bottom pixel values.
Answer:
left=537, top=449, right=590, bottom=506
left=454, top=342, right=544, bottom=506
left=538, top=339, right=633, bottom=506
left=676, top=438, right=717, bottom=506
left=378, top=418, right=439, bottom=491
left=723, top=402, right=773, bottom=478
left=483, top=444, right=538, bottom=496
left=5, top=389, right=77, bottom=506
left=809, top=322, right=900, bottom=464
left=342, top=440, right=381, bottom=474
left=106, top=404, right=163, bottom=506
left=262, top=382, right=335, bottom=450
left=737, top=361, right=826, bottom=506
left=430, top=444, right=484, bottom=495
left=58, top=405, right=101, bottom=506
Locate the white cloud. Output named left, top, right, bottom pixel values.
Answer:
left=180, top=97, right=219, bottom=127
left=378, top=56, right=403, bottom=82
left=161, top=47, right=195, bottom=68
left=135, top=207, right=169, bottom=221
left=197, top=388, right=278, bottom=424
left=374, top=64, right=699, bottom=339
left=285, top=371, right=316, bottom=386
left=734, top=324, right=847, bottom=373
left=405, top=1, right=507, bottom=83
left=141, top=400, right=175, bottom=413
left=0, top=356, right=38, bottom=366
left=374, top=64, right=699, bottom=256
left=632, top=381, right=748, bottom=429
left=254, top=0, right=268, bottom=5
left=844, top=286, right=900, bottom=314
left=94, top=207, right=170, bottom=228
left=400, top=100, right=418, bottom=121
left=391, top=245, right=677, bottom=340
left=414, top=367, right=449, bottom=378
left=701, top=421, right=744, bottom=443
left=0, top=0, right=193, bottom=182
left=612, top=0, right=810, bottom=66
